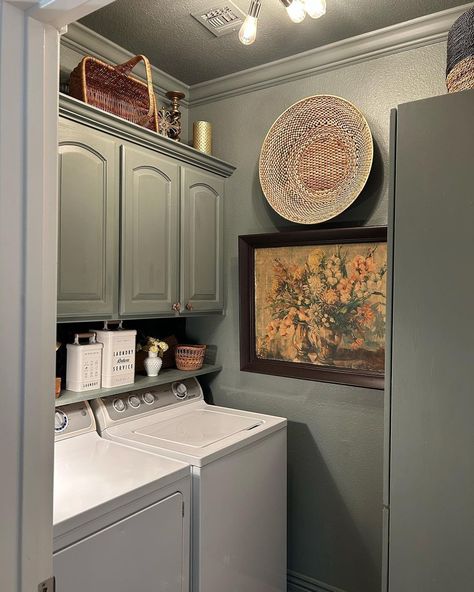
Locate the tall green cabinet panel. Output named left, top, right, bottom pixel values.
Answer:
left=57, top=119, right=118, bottom=319
left=120, top=144, right=179, bottom=316
left=180, top=168, right=224, bottom=314
left=385, top=90, right=474, bottom=592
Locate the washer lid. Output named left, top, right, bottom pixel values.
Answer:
left=134, top=409, right=263, bottom=448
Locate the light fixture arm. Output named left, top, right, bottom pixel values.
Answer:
left=239, top=0, right=327, bottom=45
left=247, top=0, right=262, bottom=18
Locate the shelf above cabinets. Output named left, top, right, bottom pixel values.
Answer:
left=56, top=363, right=222, bottom=407
left=59, top=94, right=235, bottom=178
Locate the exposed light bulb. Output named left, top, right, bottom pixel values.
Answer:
left=286, top=0, right=306, bottom=23
left=239, top=0, right=261, bottom=45
left=304, top=0, right=326, bottom=19
left=239, top=15, right=258, bottom=45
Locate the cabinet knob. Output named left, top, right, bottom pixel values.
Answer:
left=185, top=302, right=193, bottom=311
left=172, top=302, right=181, bottom=313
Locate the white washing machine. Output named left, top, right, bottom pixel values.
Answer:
left=53, top=401, right=191, bottom=592
left=91, top=378, right=287, bottom=592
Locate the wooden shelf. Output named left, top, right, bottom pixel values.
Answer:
left=56, top=363, right=222, bottom=407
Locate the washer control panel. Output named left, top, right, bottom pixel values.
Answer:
left=54, top=401, right=95, bottom=441
left=55, top=409, right=69, bottom=433
left=96, top=378, right=202, bottom=422
left=172, top=382, right=188, bottom=399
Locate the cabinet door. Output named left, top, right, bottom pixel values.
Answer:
left=180, top=168, right=224, bottom=314
left=121, top=144, right=179, bottom=316
left=57, top=119, right=118, bottom=319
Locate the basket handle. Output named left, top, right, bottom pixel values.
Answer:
left=115, top=55, right=156, bottom=123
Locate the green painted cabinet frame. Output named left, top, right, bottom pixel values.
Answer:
left=57, top=97, right=235, bottom=321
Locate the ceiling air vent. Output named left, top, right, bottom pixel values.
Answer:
left=191, top=1, right=246, bottom=37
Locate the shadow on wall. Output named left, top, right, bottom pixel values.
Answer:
left=253, top=138, right=385, bottom=231
left=287, top=420, right=380, bottom=592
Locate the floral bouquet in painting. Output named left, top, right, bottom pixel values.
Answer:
left=256, top=244, right=387, bottom=371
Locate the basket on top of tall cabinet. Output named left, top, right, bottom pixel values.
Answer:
left=446, top=7, right=474, bottom=93
left=69, top=54, right=159, bottom=132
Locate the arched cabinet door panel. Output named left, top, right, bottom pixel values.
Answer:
left=57, top=119, right=118, bottom=319
left=120, top=144, right=179, bottom=316
left=180, top=168, right=224, bottom=314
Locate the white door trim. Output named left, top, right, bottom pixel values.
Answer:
left=0, top=2, right=114, bottom=590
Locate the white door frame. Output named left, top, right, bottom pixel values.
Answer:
left=0, top=1, right=114, bottom=590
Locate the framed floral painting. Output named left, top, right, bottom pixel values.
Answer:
left=239, top=227, right=387, bottom=389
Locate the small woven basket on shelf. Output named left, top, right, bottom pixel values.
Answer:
left=175, top=345, right=207, bottom=371
left=446, top=7, right=474, bottom=93
left=69, top=54, right=159, bottom=131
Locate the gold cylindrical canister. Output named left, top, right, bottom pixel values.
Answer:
left=193, top=121, right=212, bottom=155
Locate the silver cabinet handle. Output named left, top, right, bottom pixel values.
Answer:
left=185, top=302, right=193, bottom=311
left=172, top=302, right=181, bottom=312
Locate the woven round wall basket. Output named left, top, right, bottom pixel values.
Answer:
left=259, top=95, right=373, bottom=225
left=446, top=7, right=474, bottom=93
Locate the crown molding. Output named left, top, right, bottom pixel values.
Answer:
left=189, top=3, right=474, bottom=106
left=287, top=570, right=347, bottom=592
left=60, top=4, right=473, bottom=109
left=61, top=22, right=190, bottom=106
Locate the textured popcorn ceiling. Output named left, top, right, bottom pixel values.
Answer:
left=80, top=0, right=468, bottom=84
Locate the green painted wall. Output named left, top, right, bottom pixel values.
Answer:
left=188, top=42, right=447, bottom=592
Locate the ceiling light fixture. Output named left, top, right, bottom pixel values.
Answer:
left=280, top=0, right=306, bottom=23
left=239, top=0, right=261, bottom=45
left=239, top=0, right=327, bottom=45
left=303, top=0, right=326, bottom=19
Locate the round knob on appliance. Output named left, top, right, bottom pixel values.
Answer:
left=54, top=410, right=68, bottom=433
left=142, top=392, right=155, bottom=405
left=128, top=395, right=141, bottom=409
left=173, top=382, right=188, bottom=399
left=113, top=398, right=126, bottom=413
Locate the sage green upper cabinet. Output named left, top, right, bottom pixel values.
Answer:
left=180, top=168, right=224, bottom=314
left=57, top=119, right=118, bottom=319
left=57, top=95, right=235, bottom=321
left=120, top=145, right=179, bottom=316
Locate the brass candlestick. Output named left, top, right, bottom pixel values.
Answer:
left=165, top=91, right=185, bottom=141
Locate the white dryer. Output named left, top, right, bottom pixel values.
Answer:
left=54, top=401, right=191, bottom=592
left=91, top=378, right=287, bottom=592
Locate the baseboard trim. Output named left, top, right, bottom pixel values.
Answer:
left=287, top=570, right=348, bottom=592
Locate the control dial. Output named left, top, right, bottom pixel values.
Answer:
left=142, top=392, right=155, bottom=405
left=55, top=410, right=68, bottom=433
left=172, top=382, right=188, bottom=400
left=128, top=395, right=141, bottom=409
left=113, top=398, right=126, bottom=413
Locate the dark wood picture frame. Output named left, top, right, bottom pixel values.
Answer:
left=239, top=226, right=387, bottom=390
